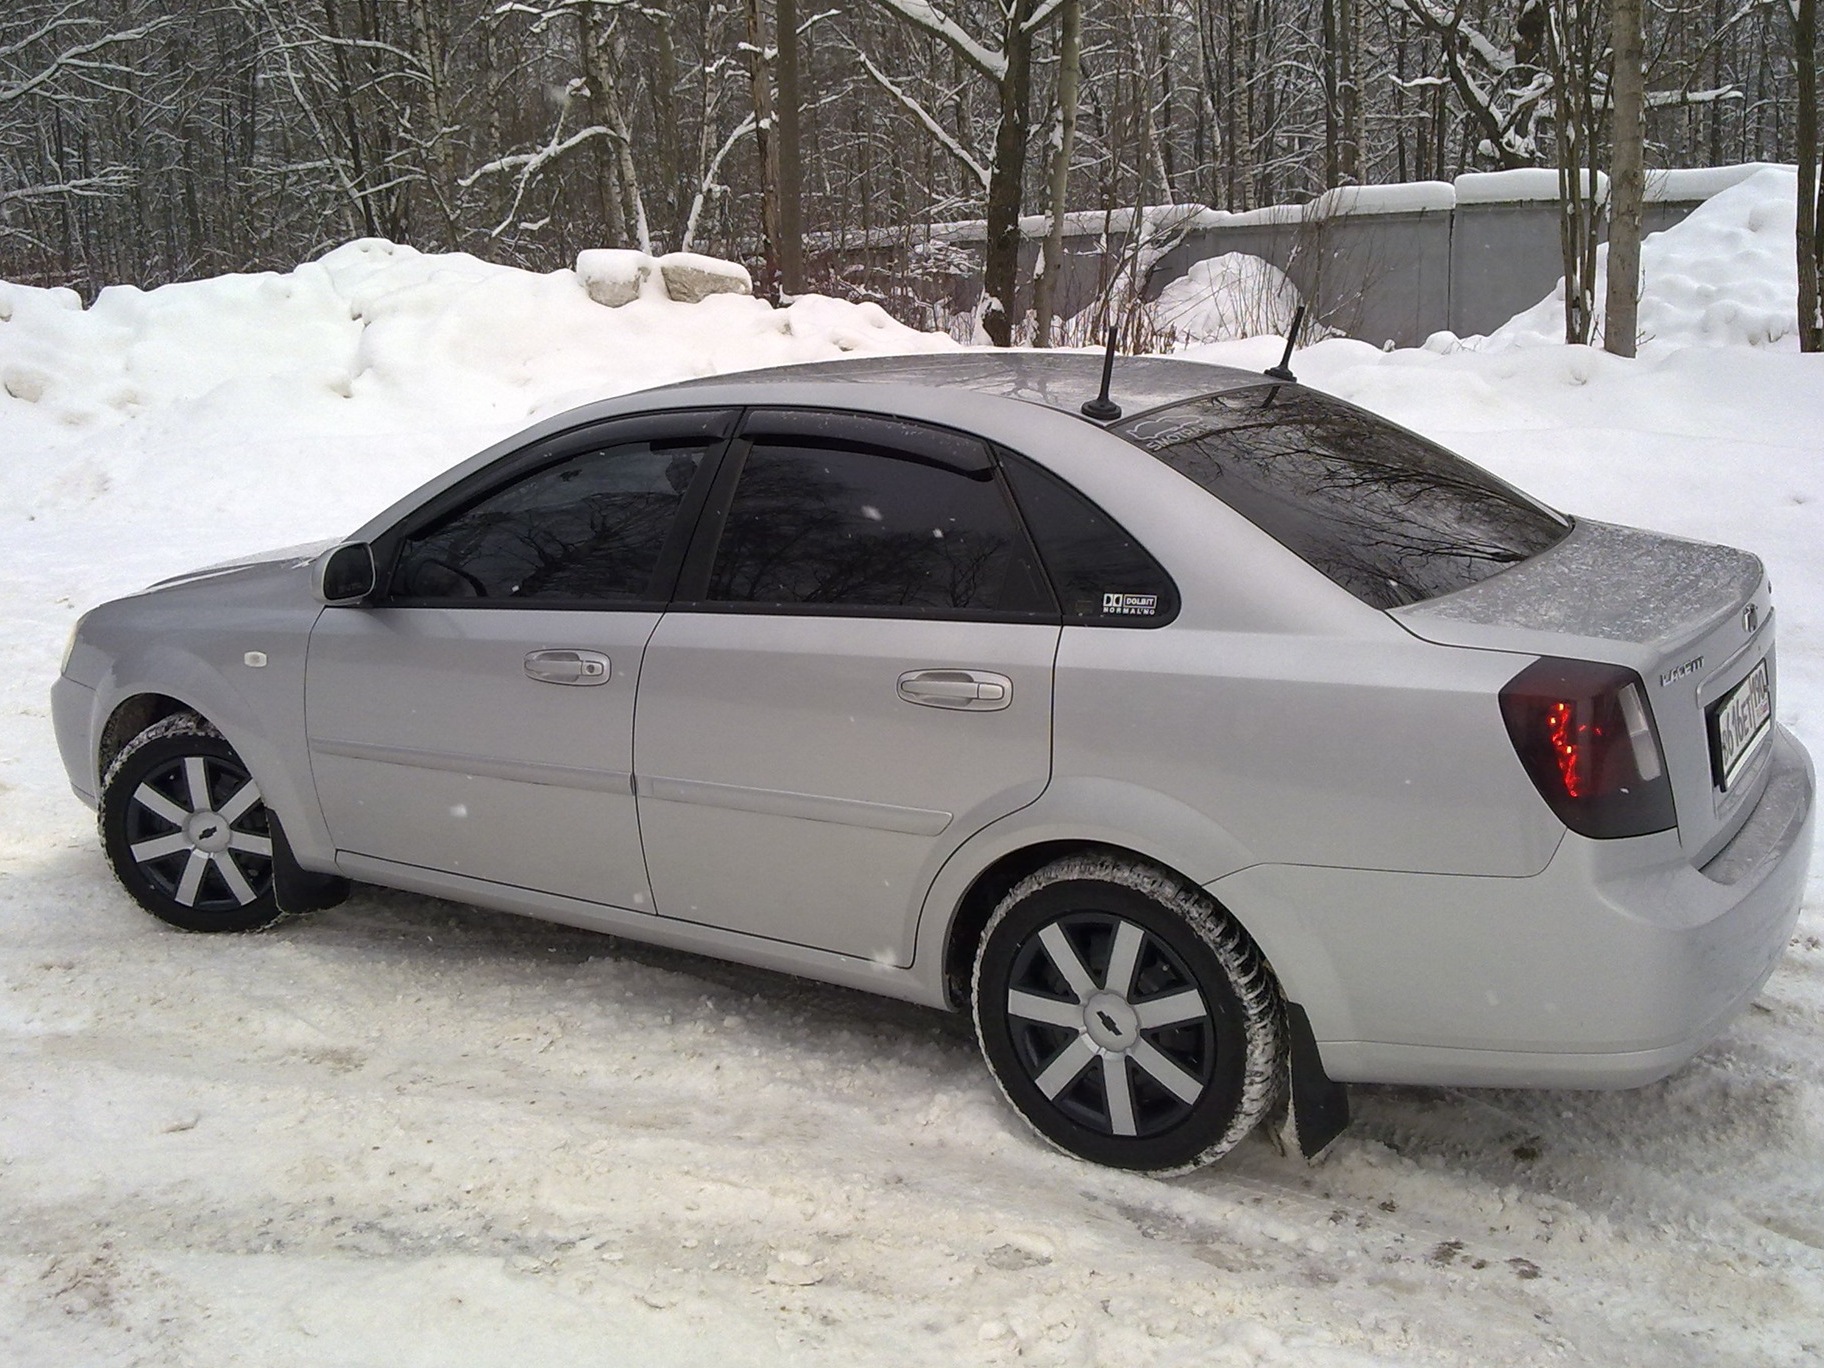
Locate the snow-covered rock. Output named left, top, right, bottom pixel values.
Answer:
left=657, top=251, right=753, bottom=303
left=575, top=248, right=655, bottom=307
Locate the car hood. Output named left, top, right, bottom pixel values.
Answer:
left=144, top=538, right=339, bottom=593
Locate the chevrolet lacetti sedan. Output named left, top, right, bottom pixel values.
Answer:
left=52, top=351, right=1816, bottom=1172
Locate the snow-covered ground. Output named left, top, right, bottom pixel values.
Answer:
left=3, top=175, right=1822, bottom=1366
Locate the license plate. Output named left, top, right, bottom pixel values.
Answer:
left=1709, top=659, right=1772, bottom=792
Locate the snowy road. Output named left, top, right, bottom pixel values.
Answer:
left=3, top=857, right=1820, bottom=1365
left=4, top=193, right=1823, bottom=1364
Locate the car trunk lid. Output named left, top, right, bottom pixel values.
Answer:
left=1392, top=519, right=1774, bottom=865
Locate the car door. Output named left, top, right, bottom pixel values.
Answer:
left=633, top=409, right=1061, bottom=964
left=305, top=409, right=733, bottom=910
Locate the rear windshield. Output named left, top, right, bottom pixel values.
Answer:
left=1114, top=385, right=1571, bottom=609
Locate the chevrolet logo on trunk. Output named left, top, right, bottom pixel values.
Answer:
left=1743, top=603, right=1759, bottom=635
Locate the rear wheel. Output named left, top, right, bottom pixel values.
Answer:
left=972, top=855, right=1284, bottom=1173
left=99, top=714, right=282, bottom=932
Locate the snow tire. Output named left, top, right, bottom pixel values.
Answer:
left=972, top=854, right=1285, bottom=1174
left=99, top=713, right=285, bottom=933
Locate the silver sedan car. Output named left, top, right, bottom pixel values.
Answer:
left=52, top=352, right=1815, bottom=1173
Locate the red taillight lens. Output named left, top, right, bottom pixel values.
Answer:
left=1499, top=657, right=1676, bottom=839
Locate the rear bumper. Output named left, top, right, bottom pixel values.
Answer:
left=1213, top=723, right=1814, bottom=1088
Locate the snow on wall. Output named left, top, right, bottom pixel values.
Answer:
left=1453, top=169, right=1606, bottom=205
left=1304, top=181, right=1457, bottom=217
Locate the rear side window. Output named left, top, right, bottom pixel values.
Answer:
left=1000, top=452, right=1178, bottom=626
left=703, top=415, right=1053, bottom=615
left=1115, top=386, right=1570, bottom=610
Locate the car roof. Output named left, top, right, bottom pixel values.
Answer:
left=349, top=345, right=1385, bottom=637
left=650, top=351, right=1267, bottom=425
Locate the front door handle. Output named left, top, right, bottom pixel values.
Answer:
left=897, top=669, right=1012, bottom=711
left=525, top=649, right=611, bottom=686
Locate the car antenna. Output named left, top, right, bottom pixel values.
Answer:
left=1080, top=325, right=1123, bottom=422
left=1264, top=305, right=1307, bottom=382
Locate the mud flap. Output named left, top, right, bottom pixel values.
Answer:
left=1277, top=1002, right=1349, bottom=1160
left=271, top=813, right=351, bottom=914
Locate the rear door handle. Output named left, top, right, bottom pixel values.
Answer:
left=897, top=669, right=1012, bottom=711
left=525, top=649, right=611, bottom=686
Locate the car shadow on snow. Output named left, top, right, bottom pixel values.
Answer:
left=255, top=881, right=1817, bottom=1229
left=285, top=880, right=979, bottom=1044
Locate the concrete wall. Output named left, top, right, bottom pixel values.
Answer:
left=1152, top=207, right=1455, bottom=347
left=877, top=165, right=1782, bottom=348
left=1446, top=200, right=1573, bottom=337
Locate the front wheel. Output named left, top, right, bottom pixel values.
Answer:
left=99, top=714, right=283, bottom=933
left=972, top=855, right=1284, bottom=1173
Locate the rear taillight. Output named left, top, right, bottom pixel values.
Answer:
left=1499, top=657, right=1676, bottom=839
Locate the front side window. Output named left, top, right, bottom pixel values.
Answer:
left=1115, top=386, right=1571, bottom=610
left=392, top=436, right=713, bottom=603
left=703, top=417, right=1051, bottom=615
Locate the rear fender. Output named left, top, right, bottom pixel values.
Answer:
left=913, top=776, right=1256, bottom=997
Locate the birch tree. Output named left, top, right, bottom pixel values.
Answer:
left=1033, top=0, right=1081, bottom=345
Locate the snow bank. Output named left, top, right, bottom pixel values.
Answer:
left=1646, top=163, right=1789, bottom=203
left=1477, top=166, right=1802, bottom=353
left=0, top=240, right=953, bottom=583
left=0, top=239, right=945, bottom=439
left=1149, top=253, right=1307, bottom=343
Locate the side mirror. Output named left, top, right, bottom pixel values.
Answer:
left=313, top=542, right=377, bottom=605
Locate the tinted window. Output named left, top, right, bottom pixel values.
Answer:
left=1115, top=386, right=1570, bottom=610
left=1001, top=453, right=1178, bottom=625
left=705, top=428, right=1050, bottom=614
left=393, top=438, right=710, bottom=602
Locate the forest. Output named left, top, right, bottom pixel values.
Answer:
left=3, top=0, right=1819, bottom=347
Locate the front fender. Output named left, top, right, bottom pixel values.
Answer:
left=85, top=602, right=332, bottom=872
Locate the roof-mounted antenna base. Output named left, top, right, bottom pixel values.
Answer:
left=1264, top=305, right=1308, bottom=383
left=1080, top=326, right=1123, bottom=421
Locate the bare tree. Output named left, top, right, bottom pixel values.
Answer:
left=1033, top=0, right=1082, bottom=345
left=745, top=0, right=782, bottom=294
left=775, top=0, right=805, bottom=294
left=1797, top=0, right=1821, bottom=351
left=861, top=0, right=1063, bottom=345
left=1606, top=0, right=1645, bottom=355
left=1546, top=0, right=1608, bottom=344
left=1, top=0, right=1816, bottom=338
left=1386, top=0, right=1554, bottom=168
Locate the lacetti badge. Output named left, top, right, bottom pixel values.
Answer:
left=1660, top=656, right=1704, bottom=688
left=1103, top=593, right=1159, bottom=617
